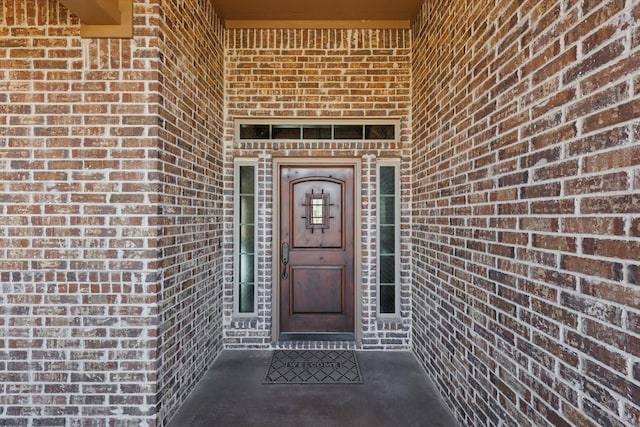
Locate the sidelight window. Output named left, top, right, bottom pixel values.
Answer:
left=377, top=160, right=400, bottom=315
left=234, top=160, right=258, bottom=315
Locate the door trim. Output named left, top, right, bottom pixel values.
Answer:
left=272, top=157, right=362, bottom=344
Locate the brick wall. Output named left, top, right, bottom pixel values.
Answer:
left=156, top=0, right=225, bottom=425
left=412, top=0, right=640, bottom=425
left=224, top=29, right=413, bottom=349
left=5, top=0, right=638, bottom=424
left=0, top=0, right=225, bottom=425
left=0, top=1, right=160, bottom=425
left=0, top=0, right=158, bottom=426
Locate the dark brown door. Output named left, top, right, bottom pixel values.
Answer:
left=279, top=165, right=354, bottom=335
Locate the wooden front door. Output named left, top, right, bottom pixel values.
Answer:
left=279, top=165, right=355, bottom=336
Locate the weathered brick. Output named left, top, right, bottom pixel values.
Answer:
left=533, top=45, right=577, bottom=84
left=561, top=255, right=623, bottom=281
left=567, top=81, right=629, bottom=121
left=567, top=172, right=630, bottom=196
left=583, top=317, right=640, bottom=357
left=632, top=218, right=640, bottom=237
left=563, top=402, right=599, bottom=427
left=581, top=194, right=640, bottom=214
left=583, top=398, right=628, bottom=427
left=520, top=217, right=559, bottom=232
left=583, top=237, right=640, bottom=260
left=532, top=234, right=577, bottom=252
left=565, top=0, right=625, bottom=47
left=564, top=38, right=626, bottom=85
left=585, top=359, right=640, bottom=405
left=520, top=182, right=561, bottom=199
left=561, top=216, right=625, bottom=235
left=582, top=50, right=640, bottom=95
left=582, top=99, right=640, bottom=134
left=532, top=331, right=579, bottom=366
left=530, top=198, right=575, bottom=215
left=4, top=1, right=640, bottom=426
left=583, top=146, right=640, bottom=174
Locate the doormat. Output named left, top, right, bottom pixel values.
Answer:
left=264, top=350, right=363, bottom=384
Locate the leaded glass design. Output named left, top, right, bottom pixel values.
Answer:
left=378, top=164, right=399, bottom=315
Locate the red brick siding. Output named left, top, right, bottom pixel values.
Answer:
left=412, top=0, right=640, bottom=426
left=0, top=0, right=161, bottom=425
left=224, top=29, right=413, bottom=349
left=0, top=0, right=225, bottom=425
left=156, top=0, right=225, bottom=425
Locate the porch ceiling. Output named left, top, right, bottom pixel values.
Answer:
left=210, top=0, right=424, bottom=29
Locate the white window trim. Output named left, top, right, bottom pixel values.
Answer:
left=233, top=158, right=259, bottom=317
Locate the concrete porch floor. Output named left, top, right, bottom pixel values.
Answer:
left=168, top=350, right=458, bottom=427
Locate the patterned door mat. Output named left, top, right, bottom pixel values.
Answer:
left=264, top=350, right=363, bottom=384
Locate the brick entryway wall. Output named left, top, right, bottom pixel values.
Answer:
left=222, top=28, right=413, bottom=350
left=412, top=1, right=640, bottom=426
left=1, top=1, right=225, bottom=426
left=1, top=0, right=639, bottom=426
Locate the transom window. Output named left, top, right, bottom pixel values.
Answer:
left=237, top=120, right=399, bottom=141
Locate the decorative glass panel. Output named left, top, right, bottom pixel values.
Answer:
left=240, top=197, right=255, bottom=223
left=304, top=191, right=331, bottom=232
left=379, top=196, right=395, bottom=225
left=379, top=255, right=395, bottom=284
left=272, top=125, right=301, bottom=139
left=236, top=163, right=257, bottom=315
left=239, top=225, right=255, bottom=253
left=303, top=125, right=332, bottom=139
left=311, top=198, right=324, bottom=225
left=239, top=284, right=255, bottom=314
left=239, top=254, right=255, bottom=283
left=380, top=225, right=395, bottom=254
left=365, top=125, right=395, bottom=140
left=240, top=166, right=255, bottom=194
left=334, top=125, right=363, bottom=139
left=380, top=284, right=396, bottom=314
left=240, top=124, right=269, bottom=139
left=379, top=166, right=395, bottom=194
left=377, top=162, right=399, bottom=315
left=238, top=121, right=398, bottom=141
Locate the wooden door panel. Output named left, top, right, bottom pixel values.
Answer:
left=291, top=266, right=344, bottom=314
left=291, top=179, right=343, bottom=249
left=280, top=165, right=354, bottom=335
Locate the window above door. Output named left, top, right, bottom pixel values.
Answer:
left=236, top=120, right=399, bottom=142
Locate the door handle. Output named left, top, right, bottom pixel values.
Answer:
left=281, top=242, right=289, bottom=279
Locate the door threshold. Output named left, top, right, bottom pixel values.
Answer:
left=279, top=333, right=355, bottom=342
